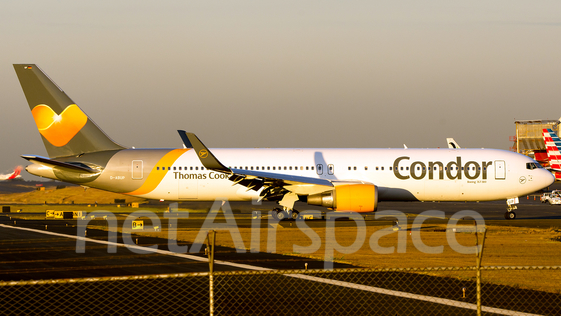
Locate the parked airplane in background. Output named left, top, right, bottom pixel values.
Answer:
left=0, top=166, right=23, bottom=181
left=447, top=138, right=461, bottom=149
left=541, top=128, right=561, bottom=180
left=14, top=64, right=554, bottom=220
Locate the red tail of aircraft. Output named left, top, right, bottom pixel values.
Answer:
left=0, top=166, right=23, bottom=180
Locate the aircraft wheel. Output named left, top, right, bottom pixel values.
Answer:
left=271, top=208, right=281, bottom=221
left=504, top=211, right=516, bottom=220
left=273, top=208, right=287, bottom=221
left=291, top=210, right=300, bottom=220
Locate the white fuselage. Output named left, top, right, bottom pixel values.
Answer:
left=75, top=147, right=554, bottom=203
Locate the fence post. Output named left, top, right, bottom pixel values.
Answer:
left=474, top=223, right=487, bottom=316
left=207, top=230, right=216, bottom=316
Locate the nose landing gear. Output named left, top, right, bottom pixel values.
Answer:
left=504, top=198, right=518, bottom=220
left=504, top=210, right=516, bottom=220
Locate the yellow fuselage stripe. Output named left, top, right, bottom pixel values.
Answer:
left=126, top=149, right=189, bottom=195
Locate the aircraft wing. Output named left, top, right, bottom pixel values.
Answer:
left=228, top=168, right=333, bottom=186
left=177, top=131, right=334, bottom=199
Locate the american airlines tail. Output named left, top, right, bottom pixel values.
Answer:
left=542, top=128, right=561, bottom=180
left=13, top=64, right=125, bottom=158
left=14, top=64, right=555, bottom=220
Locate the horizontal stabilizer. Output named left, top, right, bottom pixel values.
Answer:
left=21, top=155, right=99, bottom=174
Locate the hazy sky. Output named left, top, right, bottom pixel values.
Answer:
left=1, top=1, right=561, bottom=179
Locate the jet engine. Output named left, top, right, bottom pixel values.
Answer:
left=307, top=184, right=378, bottom=212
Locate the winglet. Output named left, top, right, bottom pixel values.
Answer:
left=178, top=130, right=194, bottom=149
left=177, top=130, right=231, bottom=173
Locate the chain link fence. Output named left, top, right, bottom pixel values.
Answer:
left=1, top=266, right=560, bottom=315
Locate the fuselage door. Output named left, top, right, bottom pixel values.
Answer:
left=132, top=160, right=143, bottom=180
left=495, top=160, right=506, bottom=180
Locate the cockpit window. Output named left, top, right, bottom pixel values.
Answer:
left=526, top=162, right=543, bottom=170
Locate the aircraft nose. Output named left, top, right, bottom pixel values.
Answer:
left=542, top=169, right=556, bottom=188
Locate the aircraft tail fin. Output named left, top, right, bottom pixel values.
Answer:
left=7, top=166, right=22, bottom=180
left=13, top=64, right=126, bottom=158
left=542, top=128, right=561, bottom=170
left=446, top=138, right=461, bottom=149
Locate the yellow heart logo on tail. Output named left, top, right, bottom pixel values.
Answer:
left=31, top=104, right=88, bottom=147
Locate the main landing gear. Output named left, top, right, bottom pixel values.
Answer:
left=271, top=208, right=299, bottom=221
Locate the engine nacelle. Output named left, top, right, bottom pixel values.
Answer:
left=307, top=184, right=378, bottom=213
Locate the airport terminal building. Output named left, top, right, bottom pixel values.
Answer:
left=514, top=119, right=560, bottom=178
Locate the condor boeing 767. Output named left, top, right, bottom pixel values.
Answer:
left=14, top=64, right=554, bottom=220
